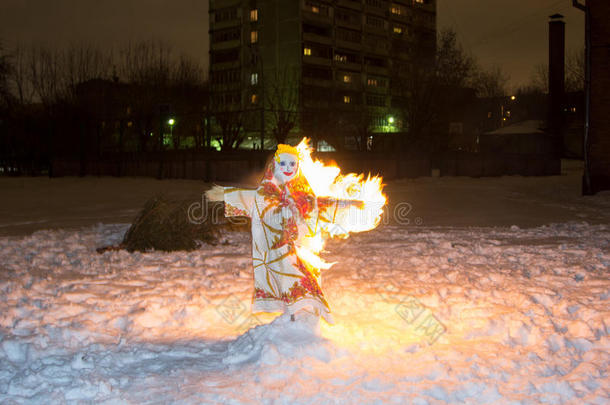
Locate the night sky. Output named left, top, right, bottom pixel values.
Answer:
left=1, top=0, right=584, bottom=90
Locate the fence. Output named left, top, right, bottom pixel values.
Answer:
left=49, top=150, right=560, bottom=181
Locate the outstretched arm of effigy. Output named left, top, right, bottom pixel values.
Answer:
left=205, top=185, right=225, bottom=202
left=317, top=196, right=364, bottom=210
left=219, top=186, right=257, bottom=218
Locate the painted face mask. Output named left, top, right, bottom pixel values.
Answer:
left=274, top=152, right=299, bottom=183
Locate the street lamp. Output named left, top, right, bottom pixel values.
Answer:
left=168, top=118, right=176, bottom=147
left=382, top=115, right=396, bottom=134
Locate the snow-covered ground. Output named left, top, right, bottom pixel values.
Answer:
left=1, top=165, right=609, bottom=403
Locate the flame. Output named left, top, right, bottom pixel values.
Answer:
left=294, top=138, right=387, bottom=269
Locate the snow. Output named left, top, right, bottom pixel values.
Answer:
left=1, top=164, right=609, bottom=403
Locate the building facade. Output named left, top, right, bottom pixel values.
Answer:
left=586, top=0, right=610, bottom=193
left=209, top=0, right=436, bottom=150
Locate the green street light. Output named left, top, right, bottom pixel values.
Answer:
left=167, top=118, right=176, bottom=147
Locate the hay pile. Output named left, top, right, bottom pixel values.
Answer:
left=97, top=194, right=248, bottom=253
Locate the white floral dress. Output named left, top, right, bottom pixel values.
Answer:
left=223, top=163, right=354, bottom=324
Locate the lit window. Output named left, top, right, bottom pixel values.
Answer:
left=343, top=75, right=351, bottom=83
left=250, top=30, right=258, bottom=43
left=343, top=95, right=351, bottom=104
left=251, top=94, right=258, bottom=104
left=367, top=78, right=378, bottom=86
left=415, top=0, right=424, bottom=3
left=312, top=5, right=320, bottom=13
left=391, top=6, right=401, bottom=15
left=250, top=9, right=258, bottom=21
left=334, top=54, right=347, bottom=63
left=251, top=73, right=258, bottom=85
left=304, top=47, right=312, bottom=56
left=393, top=26, right=403, bottom=34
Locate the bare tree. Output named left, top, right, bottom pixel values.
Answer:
left=172, top=55, right=205, bottom=87
left=529, top=48, right=584, bottom=94
left=530, top=63, right=549, bottom=94
left=474, top=66, right=509, bottom=99
left=264, top=67, right=299, bottom=145
left=61, top=44, right=113, bottom=98
left=393, top=61, right=437, bottom=150
left=27, top=46, right=64, bottom=106
left=169, top=55, right=207, bottom=150
left=0, top=42, right=13, bottom=109
left=394, top=28, right=494, bottom=151
left=215, top=109, right=245, bottom=151
left=435, top=30, right=477, bottom=89
left=9, top=46, right=36, bottom=105
left=565, top=48, right=584, bottom=92
left=347, top=105, right=374, bottom=151
left=116, top=41, right=174, bottom=152
left=117, top=40, right=173, bottom=85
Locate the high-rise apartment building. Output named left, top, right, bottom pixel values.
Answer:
left=209, top=0, right=436, bottom=149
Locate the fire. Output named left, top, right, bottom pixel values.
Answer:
left=294, top=138, right=387, bottom=269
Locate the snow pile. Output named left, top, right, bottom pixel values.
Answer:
left=0, top=221, right=608, bottom=403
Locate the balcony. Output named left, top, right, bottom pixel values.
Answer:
left=336, top=0, right=363, bottom=11
left=364, top=64, right=388, bottom=76
left=363, top=24, right=387, bottom=36
left=411, top=10, right=436, bottom=30
left=363, top=36, right=389, bottom=56
left=302, top=10, right=333, bottom=25
left=303, top=98, right=329, bottom=109
left=210, top=39, right=241, bottom=51
left=364, top=83, right=388, bottom=94
left=363, top=4, right=387, bottom=17
left=303, top=55, right=333, bottom=67
left=210, top=60, right=241, bottom=70
left=390, top=51, right=411, bottom=63
left=335, top=18, right=362, bottom=30
left=336, top=101, right=359, bottom=112
left=333, top=60, right=362, bottom=72
left=210, top=0, right=241, bottom=9
left=388, top=11, right=410, bottom=24
left=363, top=45, right=388, bottom=57
left=211, top=82, right=241, bottom=92
left=338, top=82, right=364, bottom=93
left=211, top=18, right=241, bottom=31
left=336, top=75, right=363, bottom=91
left=335, top=38, right=362, bottom=52
left=415, top=1, right=436, bottom=15
left=303, top=32, right=333, bottom=46
left=302, top=77, right=333, bottom=88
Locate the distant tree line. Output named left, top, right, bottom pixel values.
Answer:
left=0, top=30, right=582, bottom=175
left=0, top=40, right=209, bottom=175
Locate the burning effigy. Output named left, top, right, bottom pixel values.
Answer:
left=206, top=138, right=386, bottom=324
